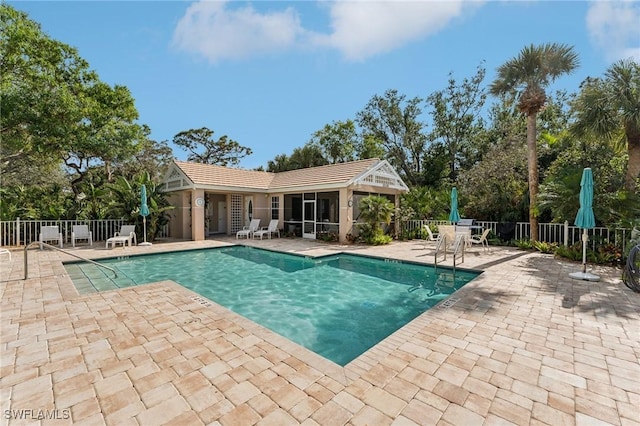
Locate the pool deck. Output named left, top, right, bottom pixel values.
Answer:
left=1, top=238, right=638, bottom=425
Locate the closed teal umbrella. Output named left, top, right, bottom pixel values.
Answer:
left=570, top=168, right=598, bottom=281
left=449, top=187, right=460, bottom=224
left=139, top=185, right=152, bottom=246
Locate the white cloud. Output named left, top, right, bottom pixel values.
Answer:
left=172, top=0, right=480, bottom=63
left=313, top=0, right=474, bottom=61
left=172, top=1, right=305, bottom=63
left=586, top=1, right=640, bottom=62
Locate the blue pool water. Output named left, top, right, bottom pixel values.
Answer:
left=64, top=246, right=479, bottom=366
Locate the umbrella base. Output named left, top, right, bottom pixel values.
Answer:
left=139, top=242, right=153, bottom=247
left=569, top=271, right=600, bottom=282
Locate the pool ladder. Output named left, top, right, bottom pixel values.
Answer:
left=23, top=241, right=117, bottom=280
left=434, top=235, right=465, bottom=271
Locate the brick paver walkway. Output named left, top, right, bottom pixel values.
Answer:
left=1, top=238, right=638, bottom=425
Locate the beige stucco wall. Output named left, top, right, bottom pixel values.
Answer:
left=191, top=189, right=205, bottom=241
left=164, top=186, right=403, bottom=243
left=166, top=191, right=191, bottom=240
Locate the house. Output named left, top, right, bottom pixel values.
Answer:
left=160, top=158, right=409, bottom=243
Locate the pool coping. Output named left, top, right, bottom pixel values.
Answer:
left=60, top=244, right=484, bottom=386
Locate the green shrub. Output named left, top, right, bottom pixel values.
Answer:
left=533, top=241, right=558, bottom=254
left=554, top=243, right=583, bottom=261
left=515, top=239, right=533, bottom=250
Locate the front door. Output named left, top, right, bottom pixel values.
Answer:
left=217, top=201, right=227, bottom=233
left=245, top=196, right=254, bottom=226
left=303, top=198, right=316, bottom=239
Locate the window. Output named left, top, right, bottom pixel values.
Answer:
left=271, top=196, right=279, bottom=220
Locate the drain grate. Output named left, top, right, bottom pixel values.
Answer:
left=191, top=296, right=212, bottom=307
left=438, top=298, right=460, bottom=309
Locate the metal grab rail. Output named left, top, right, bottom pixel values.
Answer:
left=24, top=241, right=117, bottom=280
left=434, top=235, right=447, bottom=267
left=452, top=235, right=465, bottom=269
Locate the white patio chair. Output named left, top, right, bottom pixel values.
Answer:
left=470, top=228, right=491, bottom=251
left=106, top=225, right=137, bottom=248
left=0, top=248, right=10, bottom=261
left=253, top=219, right=280, bottom=240
left=72, top=225, right=93, bottom=247
left=423, top=224, right=439, bottom=246
left=236, top=219, right=260, bottom=239
left=39, top=226, right=63, bottom=249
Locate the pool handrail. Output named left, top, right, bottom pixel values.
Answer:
left=24, top=241, right=117, bottom=280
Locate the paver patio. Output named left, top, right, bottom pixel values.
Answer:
left=1, top=238, right=638, bottom=425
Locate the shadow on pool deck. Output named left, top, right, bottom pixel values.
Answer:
left=0, top=238, right=638, bottom=425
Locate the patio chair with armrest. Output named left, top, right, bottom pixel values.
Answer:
left=253, top=219, right=280, bottom=240
left=470, top=228, right=491, bottom=251
left=40, top=226, right=63, bottom=249
left=423, top=224, right=439, bottom=247
left=106, top=225, right=137, bottom=248
left=236, top=219, right=261, bottom=239
left=437, top=225, right=456, bottom=251
left=72, top=225, right=93, bottom=247
left=0, top=248, right=11, bottom=261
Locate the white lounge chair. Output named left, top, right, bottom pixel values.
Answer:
left=423, top=224, right=439, bottom=245
left=253, top=219, right=280, bottom=240
left=72, top=225, right=93, bottom=247
left=0, top=248, right=10, bottom=261
left=470, top=228, right=491, bottom=251
left=236, top=219, right=260, bottom=239
left=39, top=226, right=63, bottom=249
left=106, top=225, right=137, bottom=248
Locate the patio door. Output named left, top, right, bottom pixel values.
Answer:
left=303, top=194, right=316, bottom=239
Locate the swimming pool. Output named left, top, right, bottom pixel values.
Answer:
left=64, top=246, right=480, bottom=366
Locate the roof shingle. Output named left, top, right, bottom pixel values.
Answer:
left=173, top=159, right=381, bottom=191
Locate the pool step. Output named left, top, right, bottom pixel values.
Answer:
left=65, top=263, right=136, bottom=294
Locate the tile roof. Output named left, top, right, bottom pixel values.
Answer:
left=269, top=158, right=380, bottom=189
left=174, top=161, right=275, bottom=190
left=173, top=158, right=381, bottom=191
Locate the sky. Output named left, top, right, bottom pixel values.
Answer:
left=11, top=1, right=640, bottom=170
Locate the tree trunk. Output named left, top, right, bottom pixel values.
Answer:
left=625, top=124, right=640, bottom=191
left=527, top=113, right=539, bottom=241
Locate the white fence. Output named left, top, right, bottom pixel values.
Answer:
left=0, top=219, right=169, bottom=247
left=403, top=220, right=634, bottom=253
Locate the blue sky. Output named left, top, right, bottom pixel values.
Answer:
left=12, top=1, right=640, bottom=170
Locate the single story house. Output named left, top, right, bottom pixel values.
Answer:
left=160, top=158, right=409, bottom=243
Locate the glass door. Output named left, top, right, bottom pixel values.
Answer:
left=303, top=194, right=316, bottom=239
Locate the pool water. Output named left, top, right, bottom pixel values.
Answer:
left=64, top=246, right=479, bottom=366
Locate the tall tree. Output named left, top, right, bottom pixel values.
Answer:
left=1, top=4, right=145, bottom=198
left=357, top=90, right=427, bottom=186
left=288, top=144, right=328, bottom=169
left=309, top=120, right=357, bottom=164
left=571, top=59, right=640, bottom=191
left=426, top=64, right=487, bottom=181
left=489, top=43, right=579, bottom=241
left=172, top=127, right=252, bottom=166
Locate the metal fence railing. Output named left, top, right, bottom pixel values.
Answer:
left=402, top=220, right=634, bottom=254
left=0, top=218, right=171, bottom=247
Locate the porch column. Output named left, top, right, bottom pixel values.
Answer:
left=191, top=189, right=205, bottom=241
left=394, top=194, right=400, bottom=238
left=339, top=188, right=351, bottom=243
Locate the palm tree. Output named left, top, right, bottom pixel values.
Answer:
left=571, top=59, right=640, bottom=191
left=359, top=195, right=395, bottom=233
left=489, top=43, right=579, bottom=241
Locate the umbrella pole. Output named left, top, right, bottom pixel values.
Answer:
left=139, top=216, right=152, bottom=246
left=581, top=229, right=587, bottom=274
left=570, top=228, right=599, bottom=281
